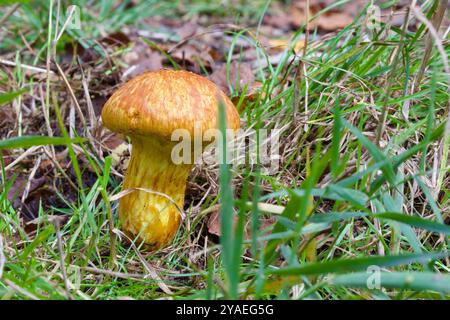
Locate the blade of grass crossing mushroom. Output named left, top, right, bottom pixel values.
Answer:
left=206, top=257, right=214, bottom=299
left=218, top=100, right=239, bottom=299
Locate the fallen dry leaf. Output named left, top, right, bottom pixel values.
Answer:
left=121, top=53, right=164, bottom=80
left=267, top=38, right=305, bottom=54
left=121, top=41, right=164, bottom=80
left=265, top=0, right=358, bottom=32
left=207, top=208, right=276, bottom=241
left=23, top=214, right=69, bottom=236
left=99, top=31, right=131, bottom=47
left=315, top=11, right=354, bottom=31
left=208, top=61, right=254, bottom=95
left=170, top=43, right=215, bottom=68
left=175, top=21, right=200, bottom=39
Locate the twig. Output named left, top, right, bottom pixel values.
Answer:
left=0, top=3, right=20, bottom=26
left=414, top=0, right=448, bottom=89
left=54, top=220, right=72, bottom=300
left=167, top=24, right=253, bottom=53
left=114, top=229, right=174, bottom=295
left=0, top=58, right=53, bottom=74
left=374, top=6, right=411, bottom=146
left=82, top=266, right=145, bottom=280
left=78, top=60, right=97, bottom=129
left=293, top=0, right=310, bottom=126
left=3, top=279, right=39, bottom=300
left=41, top=147, right=79, bottom=192
left=54, top=2, right=77, bottom=44
left=410, top=3, right=449, bottom=79
left=100, top=188, right=117, bottom=270
left=4, top=146, right=39, bottom=172
left=21, top=156, right=41, bottom=203
left=54, top=61, right=87, bottom=128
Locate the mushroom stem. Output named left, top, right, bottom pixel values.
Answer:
left=120, top=136, right=192, bottom=248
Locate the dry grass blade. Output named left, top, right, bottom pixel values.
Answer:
left=82, top=266, right=145, bottom=280
left=411, top=4, right=450, bottom=78
left=3, top=279, right=39, bottom=300
left=113, top=229, right=173, bottom=295
left=54, top=220, right=72, bottom=299
left=414, top=0, right=448, bottom=89
left=0, top=59, right=53, bottom=74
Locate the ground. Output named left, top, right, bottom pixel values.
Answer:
left=0, top=0, right=449, bottom=300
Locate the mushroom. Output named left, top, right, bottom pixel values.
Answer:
left=101, top=69, right=240, bottom=249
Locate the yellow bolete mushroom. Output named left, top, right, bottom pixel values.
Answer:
left=101, top=69, right=240, bottom=249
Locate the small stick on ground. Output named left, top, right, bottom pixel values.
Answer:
left=100, top=188, right=117, bottom=270
left=414, top=0, right=447, bottom=90
left=375, top=6, right=411, bottom=146
left=293, top=0, right=310, bottom=127
left=0, top=59, right=53, bottom=75
left=53, top=220, right=72, bottom=300
left=0, top=3, right=20, bottom=26
left=82, top=266, right=144, bottom=280
left=3, top=279, right=39, bottom=300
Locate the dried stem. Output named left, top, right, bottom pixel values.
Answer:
left=414, top=0, right=447, bottom=90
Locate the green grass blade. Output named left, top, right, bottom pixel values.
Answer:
left=268, top=252, right=449, bottom=276
left=330, top=272, right=450, bottom=294
left=0, top=89, right=27, bottom=106
left=0, top=136, right=86, bottom=149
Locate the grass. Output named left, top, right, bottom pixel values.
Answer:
left=0, top=0, right=449, bottom=300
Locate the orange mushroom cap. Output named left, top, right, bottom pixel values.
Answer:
left=102, top=69, right=240, bottom=139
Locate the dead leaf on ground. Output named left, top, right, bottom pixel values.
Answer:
left=24, top=214, right=70, bottom=236
left=208, top=61, right=254, bottom=95
left=267, top=38, right=305, bottom=54
left=8, top=175, right=49, bottom=219
left=100, top=31, right=131, bottom=47
left=315, top=11, right=354, bottom=31
left=121, top=41, right=164, bottom=80
left=175, top=21, right=200, bottom=39
left=122, top=53, right=164, bottom=80
left=207, top=208, right=276, bottom=241
left=265, top=0, right=359, bottom=32
left=231, top=86, right=262, bottom=112
left=170, top=43, right=215, bottom=69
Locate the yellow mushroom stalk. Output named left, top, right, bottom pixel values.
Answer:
left=101, top=70, right=240, bottom=249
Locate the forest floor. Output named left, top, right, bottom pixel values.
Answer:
left=0, top=0, right=449, bottom=299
